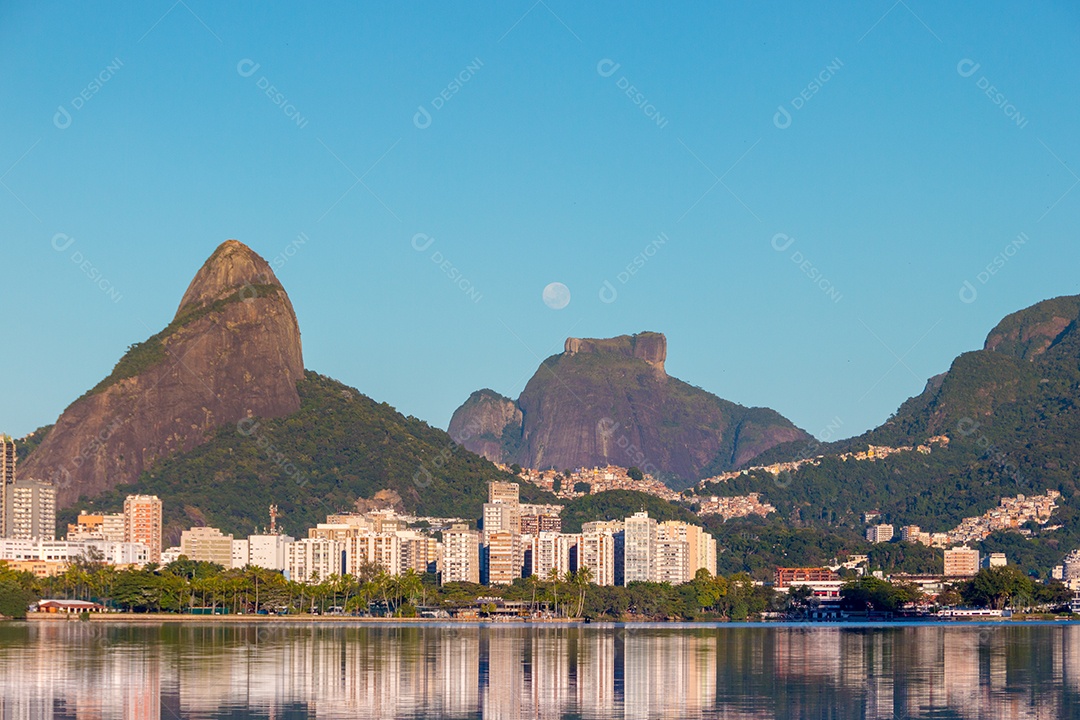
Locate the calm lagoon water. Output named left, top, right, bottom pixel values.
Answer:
left=1, top=621, right=1078, bottom=719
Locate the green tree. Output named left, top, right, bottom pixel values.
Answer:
left=0, top=567, right=37, bottom=619
left=962, top=566, right=1035, bottom=609
left=786, top=585, right=813, bottom=613
left=840, top=576, right=906, bottom=612
left=690, top=568, right=724, bottom=612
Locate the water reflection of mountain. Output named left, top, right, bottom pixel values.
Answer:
left=0, top=623, right=1078, bottom=719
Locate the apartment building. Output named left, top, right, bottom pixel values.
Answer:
left=623, top=512, right=657, bottom=585
left=286, top=537, right=344, bottom=583
left=944, top=546, right=980, bottom=577
left=7, top=479, right=56, bottom=540
left=179, top=526, right=234, bottom=567
left=124, top=495, right=163, bottom=563
left=443, top=523, right=480, bottom=584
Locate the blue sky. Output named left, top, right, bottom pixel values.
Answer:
left=2, top=2, right=1078, bottom=442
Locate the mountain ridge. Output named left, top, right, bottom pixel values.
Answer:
left=449, top=331, right=811, bottom=483
left=22, top=239, right=304, bottom=505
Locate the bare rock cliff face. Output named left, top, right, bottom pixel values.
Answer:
left=447, top=389, right=522, bottom=463
left=23, top=240, right=304, bottom=505
left=450, top=331, right=810, bottom=481
left=563, top=332, right=666, bottom=370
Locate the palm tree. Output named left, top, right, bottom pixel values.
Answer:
left=397, top=570, right=423, bottom=614
left=573, top=566, right=593, bottom=617
left=546, top=568, right=561, bottom=616
left=526, top=575, right=539, bottom=615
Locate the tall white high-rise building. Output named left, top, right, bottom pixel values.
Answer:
left=654, top=531, right=689, bottom=585
left=488, top=480, right=520, bottom=505
left=124, top=495, right=163, bottom=563
left=579, top=530, right=617, bottom=586
left=247, top=533, right=293, bottom=571
left=483, top=531, right=520, bottom=585
left=344, top=532, right=401, bottom=576
left=526, top=532, right=579, bottom=579
left=658, top=521, right=717, bottom=582
left=398, top=530, right=438, bottom=574
left=442, top=524, right=480, bottom=584
left=0, top=435, right=17, bottom=538
left=484, top=480, right=521, bottom=534
left=623, top=512, right=657, bottom=585
left=7, top=479, right=56, bottom=540
left=232, top=538, right=250, bottom=569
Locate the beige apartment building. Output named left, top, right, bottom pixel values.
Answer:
left=944, top=546, right=980, bottom=577
left=180, top=526, right=235, bottom=567
left=124, top=495, right=162, bottom=563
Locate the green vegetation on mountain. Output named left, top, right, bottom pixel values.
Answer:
left=866, top=542, right=944, bottom=575
left=558, top=490, right=698, bottom=533
left=695, top=294, right=1080, bottom=576
left=65, top=372, right=554, bottom=540
left=701, top=515, right=861, bottom=577
left=85, top=284, right=285, bottom=398
left=14, top=424, right=52, bottom=459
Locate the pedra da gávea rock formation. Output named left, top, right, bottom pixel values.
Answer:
left=449, top=331, right=810, bottom=481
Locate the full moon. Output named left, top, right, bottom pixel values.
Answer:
left=542, top=282, right=571, bottom=310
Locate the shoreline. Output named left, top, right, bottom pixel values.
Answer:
left=22, top=613, right=1080, bottom=627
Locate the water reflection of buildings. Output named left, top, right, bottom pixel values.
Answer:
left=0, top=623, right=1078, bottom=718
left=0, top=623, right=161, bottom=720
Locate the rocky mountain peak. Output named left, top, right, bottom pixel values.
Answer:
left=175, top=239, right=283, bottom=318
left=23, top=240, right=305, bottom=505
left=983, top=295, right=1080, bottom=361
left=563, top=331, right=667, bottom=373
left=451, top=331, right=808, bottom=481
